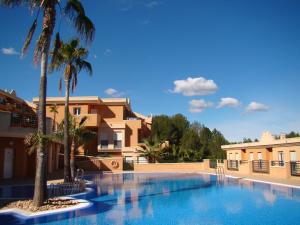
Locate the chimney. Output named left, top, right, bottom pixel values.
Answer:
left=280, top=133, right=286, bottom=140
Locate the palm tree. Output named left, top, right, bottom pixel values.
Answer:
left=137, top=139, right=163, bottom=163
left=55, top=115, right=96, bottom=179
left=49, top=38, right=92, bottom=181
left=1, top=0, right=95, bottom=207
left=49, top=104, right=58, bottom=132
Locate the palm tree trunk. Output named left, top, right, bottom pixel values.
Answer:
left=64, top=78, right=71, bottom=182
left=33, top=4, right=56, bottom=207
left=70, top=139, right=76, bottom=179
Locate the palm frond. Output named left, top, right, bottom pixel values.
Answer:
left=74, top=14, right=95, bottom=43
left=33, top=32, right=46, bottom=65
left=77, top=59, right=92, bottom=75
left=78, top=116, right=88, bottom=126
left=58, top=77, right=62, bottom=93
left=21, top=18, right=37, bottom=57
left=64, top=0, right=95, bottom=43
left=49, top=32, right=62, bottom=72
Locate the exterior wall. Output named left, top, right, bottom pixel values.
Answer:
left=75, top=156, right=123, bottom=172
left=226, top=148, right=273, bottom=161
left=272, top=146, right=300, bottom=161
left=0, top=137, right=60, bottom=179
left=97, top=105, right=124, bottom=121
left=134, top=162, right=204, bottom=172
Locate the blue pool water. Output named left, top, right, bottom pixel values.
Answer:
left=0, top=173, right=300, bottom=225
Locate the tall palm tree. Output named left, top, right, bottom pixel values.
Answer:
left=55, top=115, right=96, bottom=179
left=49, top=38, right=92, bottom=182
left=49, top=104, right=58, bottom=132
left=1, top=0, right=95, bottom=207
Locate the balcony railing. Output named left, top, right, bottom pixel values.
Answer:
left=290, top=161, right=300, bottom=176
left=10, top=113, right=37, bottom=128
left=252, top=160, right=269, bottom=173
left=271, top=160, right=285, bottom=167
left=227, top=160, right=239, bottom=171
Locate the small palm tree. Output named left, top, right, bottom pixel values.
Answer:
left=138, top=139, right=163, bottom=163
left=49, top=104, right=58, bottom=132
left=50, top=38, right=92, bottom=181
left=1, top=0, right=95, bottom=207
left=56, top=115, right=96, bottom=179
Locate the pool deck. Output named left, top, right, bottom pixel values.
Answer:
left=202, top=169, right=300, bottom=188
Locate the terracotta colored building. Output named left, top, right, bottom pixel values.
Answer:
left=32, top=96, right=152, bottom=162
left=221, top=131, right=300, bottom=179
left=0, top=89, right=60, bottom=179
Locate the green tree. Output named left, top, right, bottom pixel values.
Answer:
left=1, top=0, right=95, bottom=206
left=199, top=126, right=212, bottom=158
left=50, top=38, right=92, bottom=181
left=179, top=128, right=202, bottom=161
left=137, top=139, right=162, bottom=163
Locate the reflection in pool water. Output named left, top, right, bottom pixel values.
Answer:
left=0, top=173, right=300, bottom=225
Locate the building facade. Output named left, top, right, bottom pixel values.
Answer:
left=0, top=89, right=60, bottom=179
left=221, top=131, right=300, bottom=179
left=33, top=96, right=152, bottom=162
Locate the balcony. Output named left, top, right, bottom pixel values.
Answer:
left=74, top=113, right=101, bottom=127
left=291, top=161, right=300, bottom=176
left=227, top=160, right=239, bottom=171
left=252, top=160, right=270, bottom=173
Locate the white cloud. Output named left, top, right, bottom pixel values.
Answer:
left=217, top=97, right=240, bottom=108
left=145, top=1, right=162, bottom=8
left=1, top=47, right=19, bottom=55
left=104, top=49, right=112, bottom=56
left=189, top=99, right=213, bottom=113
left=246, top=102, right=269, bottom=112
left=104, top=88, right=125, bottom=97
left=172, top=77, right=218, bottom=96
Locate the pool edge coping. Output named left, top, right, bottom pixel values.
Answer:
left=0, top=187, right=94, bottom=219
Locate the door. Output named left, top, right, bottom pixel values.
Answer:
left=258, top=152, right=262, bottom=160
left=290, top=151, right=297, bottom=162
left=3, top=148, right=14, bottom=179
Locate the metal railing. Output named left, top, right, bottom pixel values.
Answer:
left=10, top=113, right=37, bottom=128
left=271, top=160, right=285, bottom=167
left=227, top=160, right=239, bottom=171
left=290, top=161, right=300, bottom=176
left=252, top=160, right=269, bottom=173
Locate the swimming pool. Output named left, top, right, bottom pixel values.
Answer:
left=1, top=173, right=300, bottom=225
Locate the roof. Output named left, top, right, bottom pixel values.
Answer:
left=222, top=134, right=300, bottom=150
left=32, top=96, right=131, bottom=110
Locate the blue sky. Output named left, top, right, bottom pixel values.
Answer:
left=0, top=0, right=300, bottom=141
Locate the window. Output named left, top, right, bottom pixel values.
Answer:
left=73, top=107, right=81, bottom=116
left=100, top=133, right=108, bottom=149
left=249, top=152, right=254, bottom=161
left=258, top=152, right=262, bottom=160
left=235, top=153, right=239, bottom=160
left=114, top=132, right=122, bottom=149
left=290, top=151, right=297, bottom=162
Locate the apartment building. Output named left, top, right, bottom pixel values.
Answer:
left=32, top=96, right=152, bottom=162
left=0, top=89, right=60, bottom=179
left=221, top=131, right=300, bottom=179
